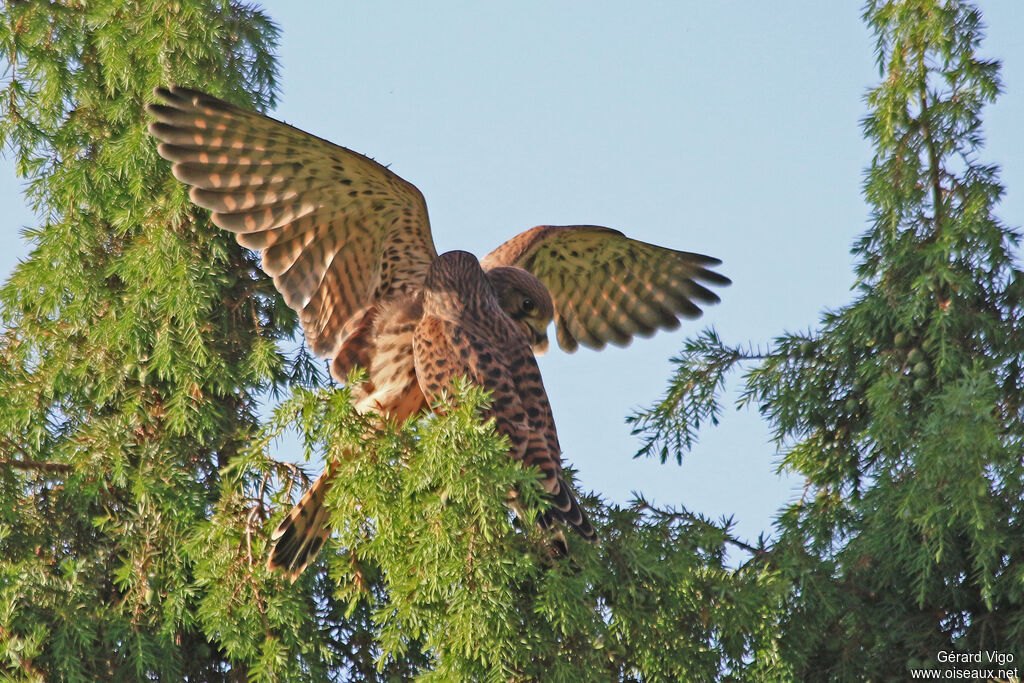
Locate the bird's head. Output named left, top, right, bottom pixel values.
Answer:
left=421, top=250, right=491, bottom=317
left=486, top=266, right=554, bottom=355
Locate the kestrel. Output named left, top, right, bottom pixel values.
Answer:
left=146, top=86, right=729, bottom=579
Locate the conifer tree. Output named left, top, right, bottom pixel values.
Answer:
left=2, top=0, right=1020, bottom=681
left=0, top=1, right=336, bottom=679
left=631, top=0, right=1024, bottom=678
left=0, top=2, right=781, bottom=680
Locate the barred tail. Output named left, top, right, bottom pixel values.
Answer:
left=266, top=469, right=335, bottom=582
left=511, top=475, right=597, bottom=555
left=545, top=475, right=597, bottom=543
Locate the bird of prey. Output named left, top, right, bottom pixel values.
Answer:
left=146, top=86, right=729, bottom=579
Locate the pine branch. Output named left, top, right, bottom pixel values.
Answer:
left=0, top=437, right=72, bottom=473
left=628, top=328, right=761, bottom=463
left=0, top=624, right=44, bottom=679
left=0, top=458, right=72, bottom=473
left=917, top=52, right=946, bottom=246
left=633, top=499, right=769, bottom=560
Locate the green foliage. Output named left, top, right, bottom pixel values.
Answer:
left=216, top=384, right=789, bottom=681
left=627, top=329, right=756, bottom=464
left=0, top=2, right=786, bottom=680
left=3, top=0, right=1020, bottom=680
left=632, top=0, right=1024, bottom=678
left=0, top=1, right=308, bottom=679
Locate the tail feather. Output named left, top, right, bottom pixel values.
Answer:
left=267, top=469, right=334, bottom=582
left=511, top=475, right=597, bottom=554
left=546, top=475, right=597, bottom=542
left=267, top=469, right=596, bottom=580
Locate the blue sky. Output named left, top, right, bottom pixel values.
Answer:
left=2, top=2, right=1021, bottom=546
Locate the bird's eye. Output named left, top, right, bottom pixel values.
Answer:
left=522, top=297, right=536, bottom=313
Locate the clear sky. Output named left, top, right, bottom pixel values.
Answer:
left=1, top=2, right=1021, bottom=547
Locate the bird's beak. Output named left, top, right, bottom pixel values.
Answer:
left=518, top=321, right=549, bottom=355
left=532, top=330, right=549, bottom=356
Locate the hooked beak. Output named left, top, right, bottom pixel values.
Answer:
left=530, top=327, right=550, bottom=356
left=516, top=320, right=550, bottom=355
left=516, top=320, right=549, bottom=355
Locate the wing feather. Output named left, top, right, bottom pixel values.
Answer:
left=482, top=225, right=729, bottom=352
left=148, top=86, right=437, bottom=359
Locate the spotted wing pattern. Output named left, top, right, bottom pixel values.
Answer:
left=147, top=86, right=437, bottom=359
left=481, top=225, right=730, bottom=353
left=145, top=89, right=741, bottom=576
left=413, top=253, right=595, bottom=542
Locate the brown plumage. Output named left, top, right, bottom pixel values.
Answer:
left=268, top=295, right=427, bottom=578
left=147, top=86, right=728, bottom=579
left=414, top=252, right=593, bottom=539
left=481, top=225, right=731, bottom=353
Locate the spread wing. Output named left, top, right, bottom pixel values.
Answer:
left=481, top=225, right=730, bottom=353
left=147, top=86, right=437, bottom=358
